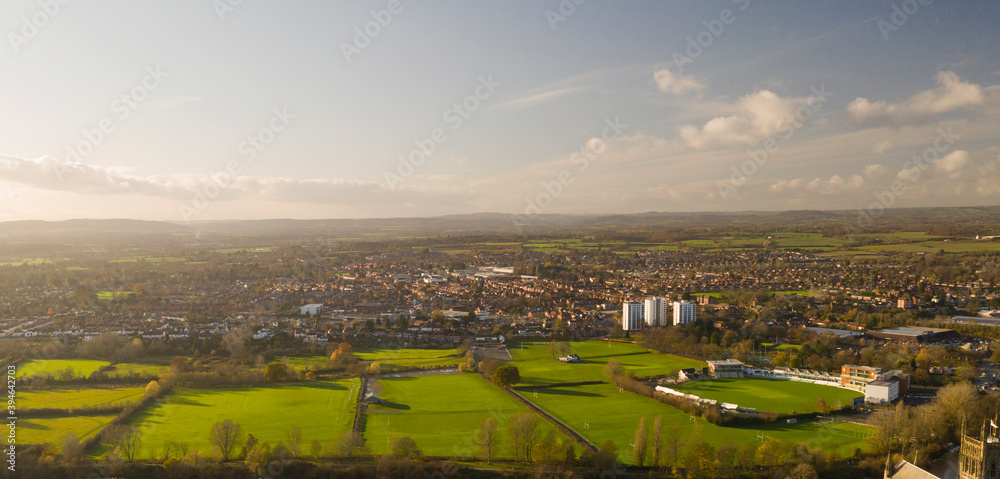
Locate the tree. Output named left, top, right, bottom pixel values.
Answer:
left=264, top=362, right=290, bottom=382
left=663, top=421, right=684, bottom=468
left=492, top=365, right=521, bottom=388
left=633, top=417, right=648, bottom=466
left=476, top=416, right=502, bottom=465
left=61, top=432, right=84, bottom=465
left=310, top=439, right=323, bottom=459
left=338, top=431, right=367, bottom=457
left=652, top=416, right=663, bottom=467
left=506, top=412, right=540, bottom=463
left=118, top=427, right=141, bottom=462
left=285, top=425, right=302, bottom=457
left=392, top=436, right=422, bottom=458
left=244, top=440, right=272, bottom=476
left=787, top=463, right=820, bottom=479
left=603, top=359, right=624, bottom=379
left=222, top=326, right=252, bottom=362
left=533, top=430, right=561, bottom=464
left=209, top=419, right=245, bottom=460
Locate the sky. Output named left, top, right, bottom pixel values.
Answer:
left=1, top=0, right=999, bottom=222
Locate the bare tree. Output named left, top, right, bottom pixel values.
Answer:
left=119, top=427, right=141, bottom=462
left=506, top=412, right=540, bottom=463
left=60, top=432, right=84, bottom=465
left=209, top=419, right=245, bottom=460
left=338, top=431, right=367, bottom=457
left=285, top=425, right=302, bottom=457
left=663, top=421, right=684, bottom=468
left=476, top=416, right=502, bottom=465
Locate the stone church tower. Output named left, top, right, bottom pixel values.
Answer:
left=960, top=417, right=1000, bottom=479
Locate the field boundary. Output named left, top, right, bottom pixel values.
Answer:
left=353, top=376, right=367, bottom=434
left=503, top=387, right=597, bottom=453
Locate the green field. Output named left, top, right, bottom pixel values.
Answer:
left=363, top=373, right=575, bottom=457
left=19, top=387, right=146, bottom=410
left=672, top=379, right=863, bottom=414
left=19, top=415, right=118, bottom=449
left=525, top=382, right=870, bottom=465
left=354, top=348, right=458, bottom=361
left=129, top=379, right=358, bottom=458
left=861, top=240, right=1000, bottom=253
left=17, top=359, right=167, bottom=378
left=509, top=341, right=704, bottom=385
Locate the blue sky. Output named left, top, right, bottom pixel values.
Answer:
left=1, top=1, right=998, bottom=221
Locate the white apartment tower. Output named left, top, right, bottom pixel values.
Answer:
left=673, top=300, right=696, bottom=326
left=644, top=297, right=668, bottom=327
left=622, top=301, right=643, bottom=331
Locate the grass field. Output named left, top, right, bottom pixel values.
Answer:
left=861, top=240, right=1000, bottom=253
left=509, top=341, right=704, bottom=385
left=129, top=379, right=359, bottom=458
left=19, top=387, right=146, bottom=410
left=363, top=373, right=575, bottom=457
left=672, top=379, right=863, bottom=414
left=19, top=415, right=118, bottom=449
left=525, top=382, right=870, bottom=465
left=354, top=348, right=458, bottom=361
left=17, top=359, right=167, bottom=378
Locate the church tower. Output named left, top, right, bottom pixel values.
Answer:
left=960, top=416, right=1000, bottom=479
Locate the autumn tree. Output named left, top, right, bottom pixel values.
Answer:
left=209, top=419, right=245, bottom=460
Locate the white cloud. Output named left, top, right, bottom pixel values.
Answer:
left=865, top=164, right=887, bottom=177
left=872, top=140, right=894, bottom=154
left=933, top=150, right=970, bottom=178
left=0, top=154, right=462, bottom=207
left=653, top=69, right=704, bottom=96
left=847, top=71, right=985, bottom=127
left=675, top=90, right=805, bottom=149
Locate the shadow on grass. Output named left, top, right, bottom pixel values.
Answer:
left=536, top=388, right=602, bottom=398
left=374, top=400, right=411, bottom=410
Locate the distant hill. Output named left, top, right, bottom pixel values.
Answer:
left=0, top=206, right=999, bottom=239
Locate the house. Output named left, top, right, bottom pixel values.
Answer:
left=558, top=354, right=581, bottom=363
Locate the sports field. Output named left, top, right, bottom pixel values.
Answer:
left=525, top=382, right=870, bottom=465
left=509, top=341, right=704, bottom=385
left=19, top=415, right=118, bottom=450
left=363, top=373, right=575, bottom=457
left=19, top=387, right=146, bottom=410
left=672, top=379, right=863, bottom=414
left=129, top=379, right=359, bottom=458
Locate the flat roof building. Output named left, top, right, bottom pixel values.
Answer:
left=673, top=300, right=696, bottom=326
left=707, top=359, right=745, bottom=379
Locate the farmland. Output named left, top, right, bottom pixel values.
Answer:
left=509, top=340, right=705, bottom=385
left=17, top=359, right=167, bottom=379
left=128, top=379, right=359, bottom=458
left=523, top=382, right=870, bottom=465
left=363, top=373, right=575, bottom=457
left=19, top=387, right=146, bottom=410
left=672, top=378, right=863, bottom=414
left=19, top=415, right=119, bottom=450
